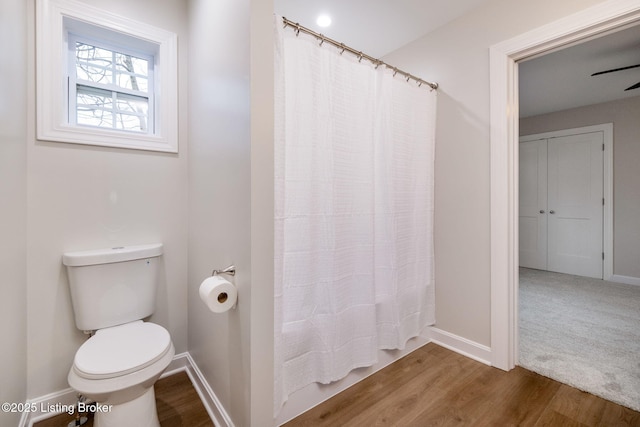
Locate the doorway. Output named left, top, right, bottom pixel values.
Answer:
left=515, top=117, right=640, bottom=407
left=488, top=0, right=640, bottom=371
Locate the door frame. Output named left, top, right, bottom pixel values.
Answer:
left=520, top=124, right=613, bottom=279
left=489, top=0, right=640, bottom=371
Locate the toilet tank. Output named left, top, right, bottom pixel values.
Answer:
left=62, top=244, right=163, bottom=331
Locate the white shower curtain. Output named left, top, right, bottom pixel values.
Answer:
left=274, top=18, right=436, bottom=414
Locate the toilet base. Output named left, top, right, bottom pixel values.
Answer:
left=93, top=386, right=160, bottom=427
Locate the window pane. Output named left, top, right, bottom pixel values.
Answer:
left=76, top=43, right=114, bottom=84
left=76, top=86, right=113, bottom=128
left=77, top=109, right=113, bottom=128
left=76, top=87, right=113, bottom=109
left=116, top=73, right=148, bottom=92
left=116, top=94, right=148, bottom=115
left=115, top=53, right=148, bottom=93
left=115, top=113, right=147, bottom=132
left=76, top=43, right=113, bottom=65
left=76, top=64, right=113, bottom=85
left=76, top=86, right=148, bottom=132
left=116, top=53, right=148, bottom=77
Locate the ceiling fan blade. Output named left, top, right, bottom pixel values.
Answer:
left=591, top=63, right=640, bottom=76
left=624, top=81, right=640, bottom=91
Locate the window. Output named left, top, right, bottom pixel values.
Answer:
left=37, top=0, right=178, bottom=152
left=70, top=36, right=153, bottom=133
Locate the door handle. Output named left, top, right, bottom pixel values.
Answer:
left=549, top=210, right=555, bottom=214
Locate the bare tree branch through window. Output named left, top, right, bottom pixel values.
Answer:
left=74, top=41, right=150, bottom=133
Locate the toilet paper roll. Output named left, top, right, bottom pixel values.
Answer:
left=199, top=276, right=237, bottom=313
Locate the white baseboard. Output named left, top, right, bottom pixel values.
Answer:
left=427, top=326, right=492, bottom=366
left=178, top=353, right=235, bottom=427
left=22, top=352, right=232, bottom=427
left=609, top=274, right=640, bottom=287
left=23, top=387, right=79, bottom=427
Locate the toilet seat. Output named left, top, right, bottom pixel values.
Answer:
left=73, top=321, right=171, bottom=380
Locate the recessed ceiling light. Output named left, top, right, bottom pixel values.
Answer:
left=316, top=14, right=332, bottom=28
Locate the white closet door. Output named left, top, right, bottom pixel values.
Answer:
left=519, top=139, right=547, bottom=270
left=547, top=132, right=603, bottom=278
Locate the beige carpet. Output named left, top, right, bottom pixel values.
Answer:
left=519, top=267, right=640, bottom=412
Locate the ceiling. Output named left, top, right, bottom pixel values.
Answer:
left=273, top=1, right=640, bottom=118
left=273, top=0, right=490, bottom=58
left=519, top=24, right=640, bottom=117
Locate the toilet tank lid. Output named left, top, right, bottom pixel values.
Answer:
left=62, top=243, right=163, bottom=267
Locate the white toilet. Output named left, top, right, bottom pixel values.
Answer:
left=63, top=243, right=175, bottom=427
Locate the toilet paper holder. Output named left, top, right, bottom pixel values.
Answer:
left=211, top=265, right=236, bottom=277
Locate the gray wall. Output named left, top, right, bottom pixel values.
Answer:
left=521, top=96, right=640, bottom=279
left=187, top=0, right=264, bottom=425
left=383, top=0, right=607, bottom=347
left=0, top=0, right=27, bottom=425
left=24, top=0, right=189, bottom=399
left=187, top=0, right=273, bottom=424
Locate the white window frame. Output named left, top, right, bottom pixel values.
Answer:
left=36, top=0, right=178, bottom=153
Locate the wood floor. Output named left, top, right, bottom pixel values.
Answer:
left=31, top=344, right=640, bottom=427
left=33, top=371, right=213, bottom=427
left=284, top=343, right=640, bottom=426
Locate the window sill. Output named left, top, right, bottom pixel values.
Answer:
left=37, top=124, right=177, bottom=153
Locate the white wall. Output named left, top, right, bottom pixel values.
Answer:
left=0, top=0, right=27, bottom=425
left=187, top=0, right=252, bottom=425
left=520, top=95, right=640, bottom=279
left=25, top=0, right=189, bottom=399
left=383, top=0, right=607, bottom=347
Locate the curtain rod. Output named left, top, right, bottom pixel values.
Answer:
left=282, top=17, right=438, bottom=91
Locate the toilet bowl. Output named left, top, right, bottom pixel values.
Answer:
left=62, top=244, right=173, bottom=427
left=68, top=321, right=175, bottom=427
